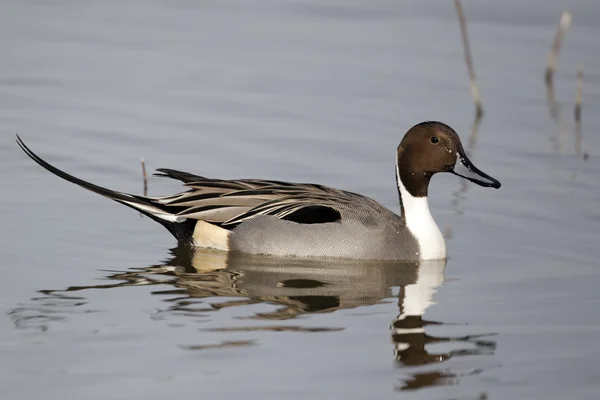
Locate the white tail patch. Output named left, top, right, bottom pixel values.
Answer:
left=193, top=221, right=230, bottom=251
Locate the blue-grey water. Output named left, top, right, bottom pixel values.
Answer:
left=2, top=1, right=600, bottom=399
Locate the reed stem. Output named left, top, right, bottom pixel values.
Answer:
left=454, top=0, right=483, bottom=118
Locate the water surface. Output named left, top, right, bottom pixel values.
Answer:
left=2, top=1, right=600, bottom=399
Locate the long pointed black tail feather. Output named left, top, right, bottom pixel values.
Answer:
left=16, top=135, right=195, bottom=244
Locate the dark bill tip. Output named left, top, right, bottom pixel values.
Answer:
left=450, top=153, right=501, bottom=189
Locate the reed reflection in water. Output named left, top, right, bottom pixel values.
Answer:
left=10, top=247, right=496, bottom=391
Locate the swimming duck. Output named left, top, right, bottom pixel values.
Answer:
left=17, top=121, right=500, bottom=261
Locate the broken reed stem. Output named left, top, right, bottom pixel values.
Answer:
left=575, top=67, right=584, bottom=158
left=545, top=12, right=572, bottom=85
left=575, top=67, right=583, bottom=122
left=141, top=158, right=148, bottom=196
left=454, top=0, right=483, bottom=118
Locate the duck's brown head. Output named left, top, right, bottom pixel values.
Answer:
left=396, top=121, right=501, bottom=197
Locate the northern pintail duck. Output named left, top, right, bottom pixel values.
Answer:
left=17, top=121, right=500, bottom=261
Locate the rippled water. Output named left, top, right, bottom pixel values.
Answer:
left=2, top=1, right=600, bottom=399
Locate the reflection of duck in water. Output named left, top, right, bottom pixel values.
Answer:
left=161, top=248, right=446, bottom=322
left=13, top=247, right=494, bottom=379
left=161, top=248, right=495, bottom=390
left=11, top=247, right=498, bottom=390
left=391, top=259, right=447, bottom=365
left=391, top=265, right=495, bottom=369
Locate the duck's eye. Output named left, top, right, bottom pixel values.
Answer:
left=430, top=136, right=439, bottom=144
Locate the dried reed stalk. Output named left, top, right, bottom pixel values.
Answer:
left=141, top=158, right=148, bottom=196
left=454, top=0, right=483, bottom=118
left=545, top=12, right=572, bottom=85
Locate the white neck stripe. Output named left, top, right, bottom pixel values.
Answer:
left=396, top=165, right=446, bottom=260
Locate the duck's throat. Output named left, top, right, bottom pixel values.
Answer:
left=396, top=165, right=446, bottom=260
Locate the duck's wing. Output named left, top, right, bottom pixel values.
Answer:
left=153, top=168, right=358, bottom=227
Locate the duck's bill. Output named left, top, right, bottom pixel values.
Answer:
left=450, top=153, right=501, bottom=188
